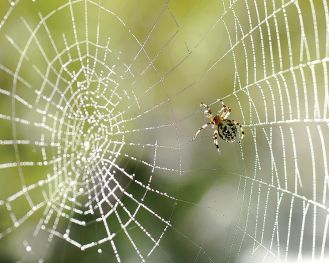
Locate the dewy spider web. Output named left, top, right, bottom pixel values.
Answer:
left=0, top=0, right=328, bottom=262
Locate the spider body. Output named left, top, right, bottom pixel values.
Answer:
left=192, top=100, right=244, bottom=151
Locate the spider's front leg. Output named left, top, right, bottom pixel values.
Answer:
left=192, top=122, right=212, bottom=141
left=218, top=99, right=231, bottom=119
left=213, top=129, right=220, bottom=152
left=200, top=102, right=213, bottom=119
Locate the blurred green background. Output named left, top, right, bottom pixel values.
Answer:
left=0, top=0, right=328, bottom=262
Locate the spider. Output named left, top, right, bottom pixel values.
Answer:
left=192, top=100, right=244, bottom=152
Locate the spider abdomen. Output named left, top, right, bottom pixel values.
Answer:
left=218, top=119, right=238, bottom=142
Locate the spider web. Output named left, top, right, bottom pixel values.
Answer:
left=0, top=0, right=328, bottom=262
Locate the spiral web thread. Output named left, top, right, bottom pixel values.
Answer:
left=0, top=0, right=328, bottom=262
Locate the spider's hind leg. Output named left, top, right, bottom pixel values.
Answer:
left=213, top=130, right=220, bottom=152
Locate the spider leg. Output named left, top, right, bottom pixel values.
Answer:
left=234, top=121, right=245, bottom=143
left=223, top=106, right=231, bottom=119
left=192, top=122, right=212, bottom=141
left=200, top=102, right=213, bottom=119
left=217, top=99, right=225, bottom=115
left=213, top=129, right=220, bottom=152
left=218, top=99, right=231, bottom=119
